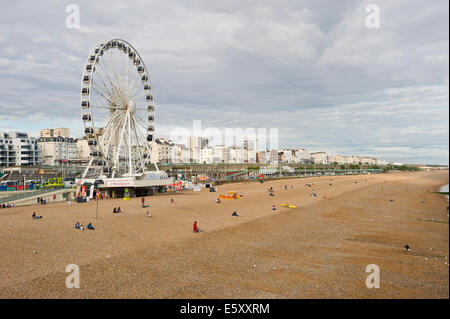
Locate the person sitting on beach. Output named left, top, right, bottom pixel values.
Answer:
left=87, top=223, right=95, bottom=230
left=146, top=211, right=151, bottom=218
left=32, top=212, right=42, bottom=219
left=79, top=225, right=84, bottom=231
left=216, top=198, right=221, bottom=203
left=75, top=222, right=80, bottom=229
left=193, top=221, right=200, bottom=232
left=272, top=205, right=276, bottom=210
left=117, top=207, right=122, bottom=213
left=232, top=211, right=239, bottom=217
left=170, top=198, right=175, bottom=204
left=113, top=207, right=117, bottom=214
left=269, top=192, right=274, bottom=196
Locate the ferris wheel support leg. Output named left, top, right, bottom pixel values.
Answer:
left=112, top=112, right=128, bottom=177
left=127, top=112, right=133, bottom=176
left=82, top=157, right=94, bottom=178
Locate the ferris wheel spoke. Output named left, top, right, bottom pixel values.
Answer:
left=92, top=64, right=115, bottom=97
left=134, top=115, right=149, bottom=129
left=90, top=105, right=120, bottom=109
left=130, top=116, right=146, bottom=173
left=97, top=57, right=123, bottom=103
left=133, top=87, right=148, bottom=102
left=111, top=112, right=128, bottom=176
left=91, top=85, right=115, bottom=106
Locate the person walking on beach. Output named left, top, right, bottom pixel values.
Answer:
left=141, top=197, right=145, bottom=208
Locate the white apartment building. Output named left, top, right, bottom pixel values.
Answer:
left=149, top=138, right=174, bottom=164
left=295, top=149, right=311, bottom=163
left=200, top=147, right=213, bottom=164
left=328, top=154, right=346, bottom=165
left=256, top=150, right=279, bottom=163
left=279, top=149, right=297, bottom=163
left=0, top=132, right=40, bottom=166
left=311, top=152, right=328, bottom=164
left=360, top=157, right=378, bottom=165
left=189, top=136, right=208, bottom=163
left=171, top=144, right=190, bottom=164
left=243, top=140, right=257, bottom=163
left=38, top=136, right=77, bottom=165
left=212, top=145, right=225, bottom=163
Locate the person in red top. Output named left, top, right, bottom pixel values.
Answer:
left=193, top=221, right=200, bottom=233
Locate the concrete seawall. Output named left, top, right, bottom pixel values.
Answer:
left=7, top=189, right=76, bottom=207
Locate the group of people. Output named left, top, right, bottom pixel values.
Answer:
left=0, top=203, right=14, bottom=208
left=112, top=207, right=122, bottom=214
left=37, top=197, right=47, bottom=204
left=75, top=221, right=95, bottom=231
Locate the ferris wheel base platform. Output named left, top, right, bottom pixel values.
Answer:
left=76, top=177, right=174, bottom=189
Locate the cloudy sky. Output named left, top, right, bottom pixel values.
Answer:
left=0, top=0, right=448, bottom=164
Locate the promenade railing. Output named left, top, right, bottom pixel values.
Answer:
left=0, top=187, right=68, bottom=204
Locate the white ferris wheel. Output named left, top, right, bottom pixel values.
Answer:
left=80, top=39, right=158, bottom=179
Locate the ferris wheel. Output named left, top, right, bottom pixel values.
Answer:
left=80, top=39, right=157, bottom=179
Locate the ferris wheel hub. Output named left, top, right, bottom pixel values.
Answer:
left=128, top=100, right=136, bottom=114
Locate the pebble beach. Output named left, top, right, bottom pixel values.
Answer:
left=0, top=170, right=448, bottom=298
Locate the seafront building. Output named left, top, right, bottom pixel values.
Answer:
left=310, top=152, right=329, bottom=164
left=0, top=132, right=40, bottom=166
left=1, top=129, right=387, bottom=167
left=38, top=136, right=77, bottom=165
left=40, top=128, right=70, bottom=138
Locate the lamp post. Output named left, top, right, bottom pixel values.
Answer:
left=95, top=184, right=99, bottom=219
